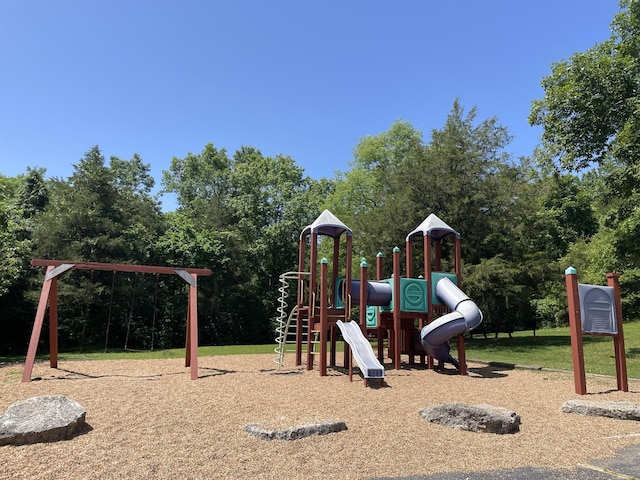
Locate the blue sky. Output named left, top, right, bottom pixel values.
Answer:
left=1, top=1, right=620, bottom=210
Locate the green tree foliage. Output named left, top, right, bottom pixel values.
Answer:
left=529, top=0, right=640, bottom=172
left=0, top=170, right=49, bottom=353
left=406, top=101, right=519, bottom=265
left=530, top=0, right=640, bottom=320
left=161, top=144, right=327, bottom=344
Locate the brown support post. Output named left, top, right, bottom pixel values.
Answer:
left=454, top=236, right=462, bottom=286
left=434, top=239, right=442, bottom=271
left=23, top=266, right=55, bottom=382
left=307, top=232, right=318, bottom=371
left=360, top=259, right=368, bottom=335
left=376, top=253, right=385, bottom=362
left=456, top=335, right=467, bottom=375
left=392, top=247, right=401, bottom=369
left=565, top=267, right=587, bottom=395
left=607, top=273, right=628, bottom=392
left=424, top=235, right=434, bottom=370
left=332, top=237, right=340, bottom=305
left=330, top=325, right=337, bottom=367
left=424, top=235, right=433, bottom=323
left=453, top=236, right=465, bottom=375
left=345, top=234, right=353, bottom=308
left=185, top=301, right=191, bottom=367
left=49, top=276, right=59, bottom=368
left=319, top=258, right=328, bottom=376
left=405, top=241, right=412, bottom=278
left=189, top=275, right=199, bottom=380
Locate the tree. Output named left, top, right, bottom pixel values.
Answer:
left=529, top=0, right=640, bottom=172
left=161, top=143, right=232, bottom=228
left=326, top=120, right=425, bottom=262
left=530, top=1, right=640, bottom=319
left=161, top=143, right=329, bottom=344
left=0, top=170, right=50, bottom=353
left=402, top=100, right=519, bottom=265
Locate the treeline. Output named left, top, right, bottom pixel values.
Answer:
left=2, top=1, right=640, bottom=354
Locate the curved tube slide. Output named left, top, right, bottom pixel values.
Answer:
left=420, top=277, right=483, bottom=366
left=336, top=320, right=384, bottom=379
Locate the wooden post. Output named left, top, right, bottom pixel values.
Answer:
left=453, top=235, right=465, bottom=375
left=307, top=232, right=318, bottom=371
left=22, top=266, right=55, bottom=382
left=424, top=235, right=434, bottom=370
left=49, top=276, right=59, bottom=369
left=189, top=275, right=199, bottom=380
left=392, top=247, right=402, bottom=369
left=606, top=273, right=628, bottom=392
left=319, top=258, right=328, bottom=376
left=457, top=336, right=467, bottom=376
left=405, top=241, right=412, bottom=278
left=376, top=253, right=385, bottom=362
left=565, top=267, right=587, bottom=395
left=359, top=259, right=368, bottom=335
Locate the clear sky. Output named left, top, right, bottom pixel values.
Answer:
left=0, top=1, right=620, bottom=210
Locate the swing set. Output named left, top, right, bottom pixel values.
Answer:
left=22, top=259, right=212, bottom=382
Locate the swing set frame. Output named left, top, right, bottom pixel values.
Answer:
left=22, top=259, right=212, bottom=382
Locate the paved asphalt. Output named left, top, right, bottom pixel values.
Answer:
left=372, top=443, right=640, bottom=480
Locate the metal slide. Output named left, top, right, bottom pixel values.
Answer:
left=420, top=276, right=483, bottom=368
left=336, top=320, right=385, bottom=379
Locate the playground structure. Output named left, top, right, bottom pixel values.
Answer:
left=22, top=259, right=212, bottom=382
left=274, top=210, right=483, bottom=383
left=565, top=267, right=628, bottom=394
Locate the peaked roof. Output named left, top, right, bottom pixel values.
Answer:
left=406, top=213, right=460, bottom=241
left=300, top=209, right=353, bottom=239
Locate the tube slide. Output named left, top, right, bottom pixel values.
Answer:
left=337, top=279, right=392, bottom=307
left=336, top=320, right=385, bottom=379
left=420, top=277, right=483, bottom=368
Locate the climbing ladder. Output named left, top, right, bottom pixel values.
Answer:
left=274, top=271, right=310, bottom=368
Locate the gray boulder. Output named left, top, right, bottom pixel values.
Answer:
left=245, top=420, right=347, bottom=440
left=562, top=400, right=640, bottom=421
left=419, top=402, right=521, bottom=434
left=0, top=395, right=87, bottom=446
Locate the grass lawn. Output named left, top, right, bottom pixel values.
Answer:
left=464, top=321, right=640, bottom=379
left=2, top=322, right=639, bottom=379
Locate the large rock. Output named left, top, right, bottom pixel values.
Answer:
left=562, top=400, right=640, bottom=421
left=419, top=402, right=521, bottom=434
left=245, top=420, right=347, bottom=440
left=0, top=395, right=87, bottom=446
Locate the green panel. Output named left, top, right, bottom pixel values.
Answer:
left=431, top=273, right=458, bottom=306
left=366, top=306, right=379, bottom=328
left=380, top=277, right=428, bottom=313
left=334, top=275, right=346, bottom=308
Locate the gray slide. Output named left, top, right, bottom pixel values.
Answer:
left=420, top=277, right=483, bottom=369
left=336, top=320, right=385, bottom=379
